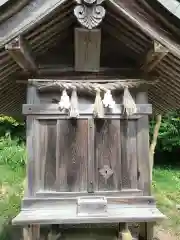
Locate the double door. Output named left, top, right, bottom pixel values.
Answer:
left=34, top=118, right=139, bottom=194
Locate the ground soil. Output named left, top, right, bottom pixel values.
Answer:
left=154, top=227, right=179, bottom=240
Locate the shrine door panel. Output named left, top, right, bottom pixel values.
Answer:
left=94, top=119, right=121, bottom=191
left=94, top=119, right=138, bottom=192
left=121, top=120, right=138, bottom=190
left=37, top=119, right=88, bottom=192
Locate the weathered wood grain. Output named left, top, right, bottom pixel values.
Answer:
left=136, top=92, right=151, bottom=195
left=87, top=119, right=95, bottom=193
left=121, top=120, right=138, bottom=189
left=38, top=120, right=57, bottom=191
left=5, top=35, right=37, bottom=73
left=56, top=120, right=88, bottom=192
left=136, top=92, right=153, bottom=240
left=75, top=28, right=101, bottom=72
left=26, top=85, right=40, bottom=196
left=140, top=40, right=168, bottom=72
left=23, top=103, right=152, bottom=116
left=94, top=119, right=121, bottom=191
left=23, top=225, right=40, bottom=240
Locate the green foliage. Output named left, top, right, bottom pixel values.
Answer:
left=150, top=110, right=180, bottom=152
left=0, top=165, right=25, bottom=240
left=153, top=166, right=180, bottom=235
left=0, top=115, right=25, bottom=142
left=0, top=116, right=26, bottom=239
left=0, top=115, right=26, bottom=170
left=0, top=135, right=26, bottom=170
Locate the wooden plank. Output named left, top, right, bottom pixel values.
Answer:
left=26, top=116, right=35, bottom=196
left=136, top=92, right=151, bottom=195
left=127, top=120, right=138, bottom=189
left=0, top=0, right=69, bottom=46
left=18, top=75, right=146, bottom=83
left=26, top=85, right=40, bottom=196
left=38, top=120, right=57, bottom=191
left=23, top=195, right=154, bottom=207
left=35, top=189, right=142, bottom=197
left=22, top=104, right=152, bottom=116
left=56, top=120, right=88, bottom=192
left=13, top=205, right=165, bottom=225
left=121, top=120, right=138, bottom=189
left=5, top=35, right=37, bottom=73
left=34, top=115, right=143, bottom=120
left=16, top=67, right=144, bottom=79
left=94, top=120, right=121, bottom=191
left=136, top=92, right=154, bottom=240
left=120, top=120, right=130, bottom=188
left=75, top=28, right=101, bottom=72
left=87, top=119, right=95, bottom=193
left=55, top=120, right=68, bottom=191
left=26, top=85, right=40, bottom=104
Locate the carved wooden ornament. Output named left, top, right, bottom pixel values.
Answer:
left=74, top=0, right=106, bottom=29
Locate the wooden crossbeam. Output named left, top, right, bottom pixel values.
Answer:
left=141, top=40, right=169, bottom=72
left=22, top=103, right=152, bottom=117
left=5, top=35, right=37, bottom=73
left=16, top=65, right=144, bottom=80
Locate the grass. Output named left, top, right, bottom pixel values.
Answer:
left=0, top=136, right=25, bottom=240
left=153, top=166, right=180, bottom=237
left=0, top=165, right=25, bottom=239
left=0, top=166, right=179, bottom=239
left=0, top=135, right=179, bottom=239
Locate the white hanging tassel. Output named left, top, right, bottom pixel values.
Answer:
left=69, top=88, right=79, bottom=118
left=119, top=224, right=132, bottom=240
left=58, top=89, right=70, bottom=111
left=102, top=89, right=115, bottom=109
left=93, top=88, right=104, bottom=118
left=123, top=87, right=137, bottom=116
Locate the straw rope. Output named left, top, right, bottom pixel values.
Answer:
left=32, top=79, right=158, bottom=93
left=31, top=79, right=157, bottom=117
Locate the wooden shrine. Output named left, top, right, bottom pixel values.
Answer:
left=2, top=0, right=180, bottom=239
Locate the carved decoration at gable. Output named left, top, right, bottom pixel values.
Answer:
left=74, top=0, right=106, bottom=29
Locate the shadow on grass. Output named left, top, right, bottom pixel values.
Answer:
left=154, top=149, right=180, bottom=170
left=0, top=220, right=22, bottom=240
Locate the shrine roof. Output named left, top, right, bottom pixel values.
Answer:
left=0, top=0, right=180, bottom=117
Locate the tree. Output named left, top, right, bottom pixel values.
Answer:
left=149, top=114, right=162, bottom=181
left=150, top=110, right=180, bottom=153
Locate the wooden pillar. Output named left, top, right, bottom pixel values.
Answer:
left=136, top=91, right=151, bottom=195
left=23, top=225, right=40, bottom=240
left=139, top=222, right=154, bottom=240
left=136, top=91, right=154, bottom=240
left=26, top=84, right=40, bottom=196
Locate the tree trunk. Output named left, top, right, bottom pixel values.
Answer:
left=149, top=114, right=162, bottom=182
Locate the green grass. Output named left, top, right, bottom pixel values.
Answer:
left=0, top=165, right=25, bottom=240
left=153, top=166, right=180, bottom=236
left=0, top=135, right=179, bottom=238
left=0, top=136, right=25, bottom=240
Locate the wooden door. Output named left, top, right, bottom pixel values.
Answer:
left=36, top=119, right=88, bottom=192
left=35, top=118, right=140, bottom=194
left=93, top=119, right=138, bottom=192
left=25, top=85, right=151, bottom=197
left=94, top=119, right=121, bottom=191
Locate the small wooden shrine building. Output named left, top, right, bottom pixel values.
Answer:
left=0, top=0, right=180, bottom=239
